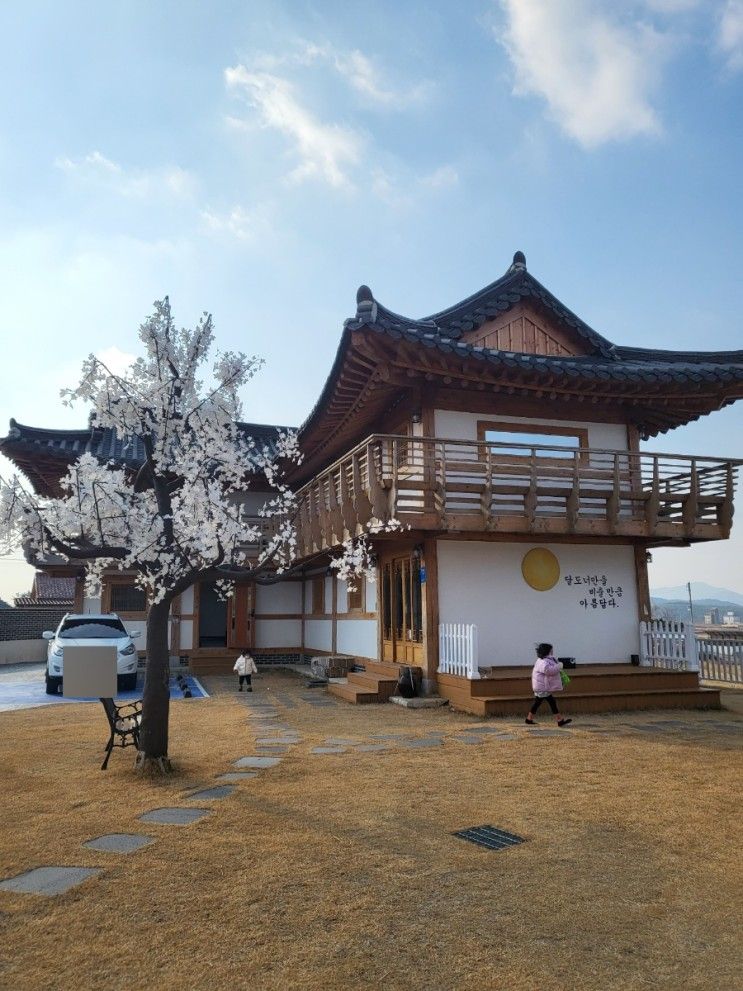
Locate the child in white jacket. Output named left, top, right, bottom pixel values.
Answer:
left=233, top=651, right=258, bottom=692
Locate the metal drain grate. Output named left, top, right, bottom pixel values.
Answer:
left=453, top=825, right=525, bottom=851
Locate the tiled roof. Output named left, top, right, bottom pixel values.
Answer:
left=343, top=253, right=743, bottom=385
left=0, top=418, right=295, bottom=495
left=34, top=574, right=76, bottom=602
left=348, top=252, right=617, bottom=358
left=0, top=607, right=67, bottom=642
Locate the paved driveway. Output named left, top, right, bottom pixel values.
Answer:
left=0, top=663, right=206, bottom=712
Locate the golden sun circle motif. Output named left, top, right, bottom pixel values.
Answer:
left=521, top=548, right=560, bottom=591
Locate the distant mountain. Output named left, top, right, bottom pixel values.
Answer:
left=651, top=582, right=743, bottom=606
left=0, top=598, right=11, bottom=609
left=651, top=597, right=743, bottom=622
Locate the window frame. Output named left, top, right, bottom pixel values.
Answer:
left=476, top=420, right=589, bottom=466
left=346, top=577, right=365, bottom=614
left=103, top=577, right=148, bottom=620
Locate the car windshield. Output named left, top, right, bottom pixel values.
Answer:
left=58, top=618, right=128, bottom=639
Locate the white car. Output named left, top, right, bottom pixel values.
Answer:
left=42, top=613, right=141, bottom=695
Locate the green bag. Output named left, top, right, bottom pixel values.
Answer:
left=560, top=670, right=571, bottom=687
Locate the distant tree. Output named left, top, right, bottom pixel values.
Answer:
left=0, top=299, right=391, bottom=773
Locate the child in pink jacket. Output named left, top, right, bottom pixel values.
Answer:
left=525, top=642, right=572, bottom=727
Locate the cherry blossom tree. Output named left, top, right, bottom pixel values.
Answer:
left=0, top=298, right=384, bottom=773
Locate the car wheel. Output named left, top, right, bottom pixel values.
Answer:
left=45, top=675, right=60, bottom=695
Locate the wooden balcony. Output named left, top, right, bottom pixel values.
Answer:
left=294, top=434, right=738, bottom=555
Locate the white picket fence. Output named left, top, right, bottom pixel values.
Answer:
left=696, top=634, right=743, bottom=685
left=438, top=623, right=479, bottom=679
left=639, top=620, right=698, bottom=671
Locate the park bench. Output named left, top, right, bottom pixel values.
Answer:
left=99, top=697, right=142, bottom=770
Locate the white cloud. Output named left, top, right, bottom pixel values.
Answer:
left=95, top=345, right=137, bottom=377
left=718, top=0, right=743, bottom=70
left=418, top=164, right=459, bottom=189
left=496, top=0, right=666, bottom=148
left=250, top=41, right=431, bottom=109
left=55, top=151, right=195, bottom=199
left=371, top=163, right=459, bottom=207
left=300, top=43, right=431, bottom=108
left=225, top=66, right=364, bottom=188
left=200, top=204, right=271, bottom=241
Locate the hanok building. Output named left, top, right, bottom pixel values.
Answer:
left=4, top=252, right=742, bottom=714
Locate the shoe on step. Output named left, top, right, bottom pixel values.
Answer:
left=525, top=718, right=537, bottom=725
left=557, top=718, right=572, bottom=727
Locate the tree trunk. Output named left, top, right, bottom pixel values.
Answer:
left=136, top=597, right=173, bottom=774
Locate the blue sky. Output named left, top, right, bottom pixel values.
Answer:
left=1, top=0, right=742, bottom=601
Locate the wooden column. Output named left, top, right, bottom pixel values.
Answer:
left=422, top=537, right=439, bottom=693
left=634, top=544, right=652, bottom=623
left=331, top=575, right=338, bottom=654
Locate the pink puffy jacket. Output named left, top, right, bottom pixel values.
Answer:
left=532, top=655, right=563, bottom=694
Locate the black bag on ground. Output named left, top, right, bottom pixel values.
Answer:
left=397, top=667, right=417, bottom=698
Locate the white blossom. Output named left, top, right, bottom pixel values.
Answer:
left=1, top=298, right=399, bottom=606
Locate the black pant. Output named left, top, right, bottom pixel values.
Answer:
left=530, top=694, right=559, bottom=715
left=239, top=675, right=252, bottom=688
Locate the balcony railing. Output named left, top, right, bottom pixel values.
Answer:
left=294, top=434, right=738, bottom=556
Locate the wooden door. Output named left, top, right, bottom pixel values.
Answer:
left=227, top=584, right=255, bottom=650
left=381, top=555, right=423, bottom=665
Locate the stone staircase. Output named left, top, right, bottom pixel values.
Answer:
left=437, top=664, right=720, bottom=717
left=326, top=661, right=406, bottom=705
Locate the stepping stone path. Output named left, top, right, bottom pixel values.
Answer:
left=311, top=746, right=347, bottom=754
left=454, top=735, right=486, bottom=745
left=0, top=866, right=101, bottom=896
left=355, top=744, right=390, bottom=753
left=324, top=738, right=359, bottom=746
left=185, top=786, right=235, bottom=801
left=525, top=729, right=565, bottom=737
left=401, top=738, right=443, bottom=749
left=461, top=726, right=508, bottom=735
left=83, top=834, right=154, bottom=854
left=139, top=807, right=211, bottom=825
left=216, top=771, right=258, bottom=782
left=234, top=756, right=282, bottom=769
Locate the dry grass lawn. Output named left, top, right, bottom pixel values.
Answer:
left=0, top=672, right=742, bottom=991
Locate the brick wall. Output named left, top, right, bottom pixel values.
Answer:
left=0, top=608, right=67, bottom=642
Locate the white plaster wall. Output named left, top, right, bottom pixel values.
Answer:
left=83, top=595, right=101, bottom=613
left=180, top=619, right=193, bottom=650
left=434, top=410, right=627, bottom=450
left=256, top=582, right=302, bottom=614
left=304, top=620, right=332, bottom=653
left=181, top=586, right=194, bottom=613
left=336, top=620, right=377, bottom=658
left=255, top=619, right=302, bottom=649
left=437, top=540, right=639, bottom=666
left=366, top=578, right=378, bottom=613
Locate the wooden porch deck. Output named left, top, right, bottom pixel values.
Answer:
left=437, top=664, right=720, bottom=716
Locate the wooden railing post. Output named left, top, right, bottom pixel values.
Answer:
left=645, top=456, right=660, bottom=532
left=566, top=450, right=580, bottom=532
left=524, top=449, right=538, bottom=525
left=480, top=449, right=493, bottom=528
left=682, top=458, right=699, bottom=537
left=367, top=440, right=388, bottom=521
left=606, top=453, right=620, bottom=532
left=719, top=463, right=734, bottom=537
